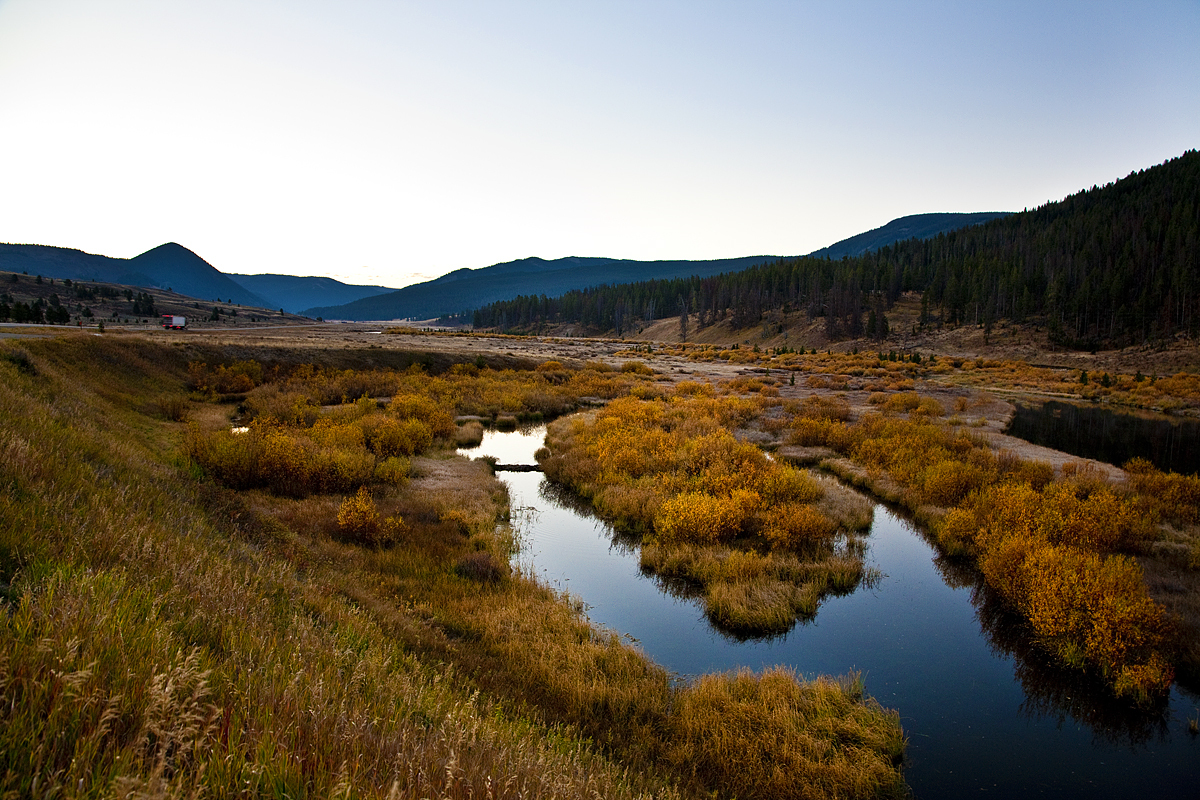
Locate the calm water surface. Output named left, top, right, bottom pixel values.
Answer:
left=462, top=426, right=1199, bottom=799
left=1007, top=399, right=1200, bottom=475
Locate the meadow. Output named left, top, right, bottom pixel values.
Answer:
left=0, top=334, right=907, bottom=800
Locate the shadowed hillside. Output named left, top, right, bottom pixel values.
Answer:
left=301, top=255, right=782, bottom=321
left=807, top=212, right=1011, bottom=260
left=474, top=150, right=1200, bottom=349
left=0, top=242, right=272, bottom=309
left=229, top=272, right=396, bottom=314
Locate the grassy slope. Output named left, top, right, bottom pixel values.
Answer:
left=0, top=334, right=906, bottom=800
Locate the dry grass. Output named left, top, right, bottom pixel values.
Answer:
left=454, top=419, right=485, bottom=446
left=667, top=668, right=907, bottom=800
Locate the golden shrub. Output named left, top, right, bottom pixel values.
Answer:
left=309, top=419, right=366, bottom=450
left=787, top=418, right=833, bottom=447
left=654, top=491, right=757, bottom=544
left=761, top=503, right=838, bottom=549
left=882, top=392, right=921, bottom=414
left=337, top=487, right=379, bottom=537
left=912, top=396, right=945, bottom=418
left=760, top=465, right=824, bottom=505
left=389, top=394, right=456, bottom=438
left=919, top=460, right=989, bottom=506
left=1125, top=458, right=1200, bottom=526
left=674, top=380, right=714, bottom=397
left=373, top=455, right=410, bottom=486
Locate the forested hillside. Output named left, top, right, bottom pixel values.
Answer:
left=473, top=151, right=1200, bottom=348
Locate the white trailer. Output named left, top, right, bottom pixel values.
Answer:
left=161, top=315, right=187, bottom=329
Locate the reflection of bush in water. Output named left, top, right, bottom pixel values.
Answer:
left=538, top=479, right=645, bottom=557
left=966, top=568, right=1173, bottom=747
left=933, top=545, right=1172, bottom=744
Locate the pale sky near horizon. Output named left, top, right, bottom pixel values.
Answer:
left=1, top=1, right=1197, bottom=289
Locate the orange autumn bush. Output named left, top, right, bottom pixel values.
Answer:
left=784, top=403, right=1175, bottom=701
left=1124, top=457, right=1200, bottom=526
left=938, top=480, right=1171, bottom=702
left=761, top=503, right=838, bottom=549
left=654, top=490, right=761, bottom=544
left=542, top=391, right=847, bottom=549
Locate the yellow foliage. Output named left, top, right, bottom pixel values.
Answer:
left=1125, top=457, right=1200, bottom=526
left=760, top=465, right=824, bottom=505
left=653, top=491, right=758, bottom=544
left=337, top=487, right=379, bottom=535
left=762, top=503, right=838, bottom=549
left=882, top=392, right=921, bottom=414
left=373, top=455, right=410, bottom=485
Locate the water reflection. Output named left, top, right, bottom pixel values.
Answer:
left=538, top=478, right=871, bottom=643
left=921, top=532, right=1177, bottom=746
left=973, top=570, right=1172, bottom=746
left=1007, top=400, right=1200, bottom=474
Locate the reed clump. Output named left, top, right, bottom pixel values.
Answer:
left=454, top=419, right=486, bottom=446
left=667, top=668, right=907, bottom=800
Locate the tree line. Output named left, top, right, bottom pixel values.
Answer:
left=470, top=150, right=1200, bottom=348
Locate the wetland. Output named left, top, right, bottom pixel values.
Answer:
left=467, top=424, right=1200, bottom=799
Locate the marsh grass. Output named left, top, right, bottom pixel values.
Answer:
left=454, top=418, right=485, bottom=446
left=641, top=542, right=874, bottom=635
left=0, top=339, right=676, bottom=799
left=668, top=668, right=907, bottom=800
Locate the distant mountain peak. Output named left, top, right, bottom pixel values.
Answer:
left=807, top=212, right=1012, bottom=260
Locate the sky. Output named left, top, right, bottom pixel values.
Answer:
left=1, top=1, right=1197, bottom=289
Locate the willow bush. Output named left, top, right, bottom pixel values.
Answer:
left=786, top=402, right=1174, bottom=702
left=541, top=388, right=872, bottom=636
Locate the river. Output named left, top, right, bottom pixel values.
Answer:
left=462, top=425, right=1199, bottom=798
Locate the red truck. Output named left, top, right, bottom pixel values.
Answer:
left=161, top=315, right=187, bottom=329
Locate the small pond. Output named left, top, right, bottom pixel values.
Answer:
left=1007, top=399, right=1200, bottom=475
left=462, top=426, right=1199, bottom=799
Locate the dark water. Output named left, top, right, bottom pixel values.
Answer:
left=462, top=428, right=1200, bottom=799
left=1007, top=400, right=1200, bottom=475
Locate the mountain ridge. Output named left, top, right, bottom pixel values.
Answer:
left=471, top=149, right=1200, bottom=348
left=300, top=255, right=782, bottom=321
left=807, top=212, right=1011, bottom=260
left=302, top=213, right=1010, bottom=321
left=0, top=210, right=1011, bottom=321
left=228, top=273, right=396, bottom=314
left=0, top=241, right=272, bottom=309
